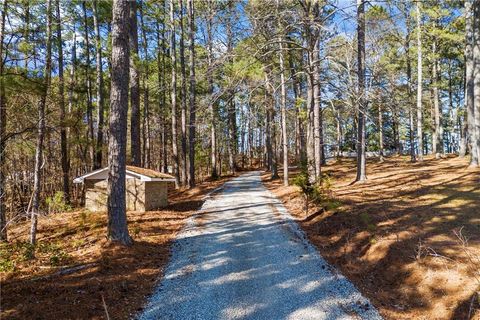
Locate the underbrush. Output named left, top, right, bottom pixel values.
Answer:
left=292, top=168, right=341, bottom=216
left=0, top=239, right=73, bottom=273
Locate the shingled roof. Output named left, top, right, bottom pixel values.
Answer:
left=73, top=166, right=175, bottom=183
left=126, top=166, right=174, bottom=179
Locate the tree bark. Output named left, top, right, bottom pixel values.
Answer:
left=226, top=9, right=236, bottom=176
left=82, top=2, right=95, bottom=166
left=0, top=0, right=8, bottom=242
left=129, top=0, right=141, bottom=166
left=30, top=0, right=52, bottom=245
left=207, top=0, right=218, bottom=179
left=170, top=0, right=180, bottom=187
left=156, top=18, right=168, bottom=173
left=278, top=36, right=288, bottom=186
left=107, top=0, right=132, bottom=246
left=56, top=0, right=70, bottom=204
left=68, top=26, right=76, bottom=114
left=404, top=6, right=416, bottom=162
left=313, top=37, right=322, bottom=182
left=416, top=1, right=424, bottom=161
left=378, top=104, right=384, bottom=162
left=187, top=0, right=196, bottom=188
left=92, top=0, right=105, bottom=169
left=93, top=0, right=104, bottom=169
left=139, top=1, right=151, bottom=168
left=288, top=46, right=305, bottom=164
left=179, top=0, right=188, bottom=185
left=432, top=38, right=443, bottom=159
left=473, top=0, right=480, bottom=162
left=356, top=0, right=367, bottom=181
left=466, top=0, right=478, bottom=166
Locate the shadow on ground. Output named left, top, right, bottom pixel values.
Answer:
left=264, top=156, right=480, bottom=320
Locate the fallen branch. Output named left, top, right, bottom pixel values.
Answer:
left=32, top=263, right=97, bottom=281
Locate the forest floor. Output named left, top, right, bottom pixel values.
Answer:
left=263, top=155, right=480, bottom=320
left=0, top=175, right=234, bottom=320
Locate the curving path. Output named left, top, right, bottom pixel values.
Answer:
left=138, top=171, right=382, bottom=320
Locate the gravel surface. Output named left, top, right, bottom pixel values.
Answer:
left=138, top=172, right=382, bottom=320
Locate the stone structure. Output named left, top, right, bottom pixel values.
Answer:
left=74, top=166, right=175, bottom=212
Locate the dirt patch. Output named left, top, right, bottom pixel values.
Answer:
left=0, top=176, right=233, bottom=320
left=263, top=156, right=480, bottom=320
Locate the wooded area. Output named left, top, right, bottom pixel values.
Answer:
left=0, top=0, right=480, bottom=319
left=0, top=0, right=479, bottom=245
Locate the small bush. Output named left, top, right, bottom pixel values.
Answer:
left=72, top=239, right=85, bottom=249
left=46, top=191, right=71, bottom=214
left=20, top=242, right=35, bottom=261
left=360, top=212, right=377, bottom=233
left=79, top=210, right=88, bottom=229
left=49, top=250, right=70, bottom=266
left=37, top=242, right=71, bottom=266
left=0, top=257, right=15, bottom=272
left=132, top=224, right=141, bottom=238
left=293, top=170, right=339, bottom=215
left=0, top=244, right=15, bottom=272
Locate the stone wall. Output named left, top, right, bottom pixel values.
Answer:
left=126, top=179, right=145, bottom=211
left=85, top=179, right=147, bottom=212
left=144, top=181, right=169, bottom=210
left=85, top=179, right=108, bottom=212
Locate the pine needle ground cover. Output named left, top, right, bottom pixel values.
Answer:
left=1, top=176, right=232, bottom=320
left=263, top=155, right=480, bottom=320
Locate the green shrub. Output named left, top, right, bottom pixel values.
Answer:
left=132, top=224, right=141, bottom=238
left=79, top=210, right=88, bottom=229
left=0, top=244, right=15, bottom=272
left=49, top=250, right=70, bottom=266
left=72, top=238, right=85, bottom=249
left=20, top=242, right=35, bottom=261
left=360, top=212, right=377, bottom=233
left=46, top=191, right=71, bottom=214
left=293, top=170, right=340, bottom=215
left=0, top=258, right=15, bottom=272
left=37, top=242, right=71, bottom=266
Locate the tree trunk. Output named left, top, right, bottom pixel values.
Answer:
left=56, top=0, right=70, bottom=204
left=30, top=0, right=52, bottom=245
left=227, top=97, right=236, bottom=175
left=226, top=8, right=236, bottom=176
left=92, top=0, right=104, bottom=169
left=82, top=2, right=95, bottom=166
left=207, top=0, right=218, bottom=179
left=416, top=1, right=424, bottom=161
left=156, top=18, right=168, bottom=173
left=278, top=36, right=288, bottom=186
left=68, top=26, right=76, bottom=114
left=265, top=86, right=272, bottom=171
left=129, top=0, right=141, bottom=166
left=378, top=104, right=384, bottom=162
left=170, top=0, right=180, bottom=187
left=306, top=72, right=315, bottom=183
left=107, top=0, right=132, bottom=246
left=0, top=0, right=8, bottom=242
left=139, top=1, right=151, bottom=168
left=473, top=0, right=480, bottom=163
left=466, top=0, right=478, bottom=166
left=432, top=38, right=443, bottom=159
left=356, top=0, right=367, bottom=182
left=313, top=37, right=322, bottom=182
left=288, top=46, right=305, bottom=164
left=179, top=0, right=188, bottom=185
left=405, top=8, right=416, bottom=162
left=187, top=0, right=196, bottom=188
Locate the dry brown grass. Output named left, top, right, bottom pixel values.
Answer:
left=0, top=175, right=233, bottom=320
left=263, top=155, right=480, bottom=320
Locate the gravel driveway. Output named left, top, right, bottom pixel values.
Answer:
left=138, top=171, right=382, bottom=320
